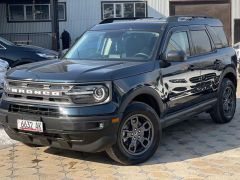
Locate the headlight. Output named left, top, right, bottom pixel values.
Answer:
left=65, top=83, right=111, bottom=105
left=36, top=53, right=58, bottom=59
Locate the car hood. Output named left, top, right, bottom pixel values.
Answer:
left=6, top=59, right=155, bottom=83
left=16, top=44, right=58, bottom=55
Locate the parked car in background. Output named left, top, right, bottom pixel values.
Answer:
left=0, top=58, right=9, bottom=94
left=0, top=37, right=58, bottom=68
left=233, top=42, right=240, bottom=63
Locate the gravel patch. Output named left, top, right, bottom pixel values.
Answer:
left=0, top=125, right=16, bottom=149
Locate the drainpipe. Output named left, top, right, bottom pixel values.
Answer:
left=50, top=0, right=59, bottom=51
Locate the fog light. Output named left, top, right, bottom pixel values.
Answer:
left=99, top=122, right=104, bottom=129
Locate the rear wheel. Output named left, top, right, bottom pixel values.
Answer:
left=106, top=102, right=161, bottom=165
left=210, top=78, right=236, bottom=124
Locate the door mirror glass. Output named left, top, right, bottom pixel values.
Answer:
left=166, top=50, right=186, bottom=62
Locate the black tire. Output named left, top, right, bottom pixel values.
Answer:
left=210, top=78, right=236, bottom=124
left=106, top=102, right=161, bottom=165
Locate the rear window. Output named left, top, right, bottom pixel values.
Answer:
left=191, top=30, right=212, bottom=55
left=208, top=26, right=228, bottom=48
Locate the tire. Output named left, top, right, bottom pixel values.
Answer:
left=210, top=78, right=236, bottom=124
left=106, top=102, right=161, bottom=165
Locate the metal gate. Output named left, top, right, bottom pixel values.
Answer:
left=0, top=32, right=53, bottom=49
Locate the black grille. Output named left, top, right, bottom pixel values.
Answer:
left=9, top=104, right=60, bottom=117
left=5, top=80, right=73, bottom=104
left=203, top=73, right=216, bottom=81
left=190, top=76, right=202, bottom=83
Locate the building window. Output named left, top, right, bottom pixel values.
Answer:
left=8, top=3, right=66, bottom=22
left=102, top=1, right=147, bottom=19
left=9, top=5, right=25, bottom=21
left=58, top=3, right=66, bottom=21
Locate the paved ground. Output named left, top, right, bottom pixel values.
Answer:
left=0, top=84, right=239, bottom=180
left=0, top=126, right=15, bottom=149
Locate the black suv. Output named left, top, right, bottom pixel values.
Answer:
left=0, top=16, right=237, bottom=165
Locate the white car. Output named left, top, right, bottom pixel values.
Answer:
left=0, top=58, right=9, bottom=93
left=233, top=42, right=240, bottom=62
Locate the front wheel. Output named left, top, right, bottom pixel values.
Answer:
left=106, top=102, right=161, bottom=165
left=210, top=78, right=236, bottom=124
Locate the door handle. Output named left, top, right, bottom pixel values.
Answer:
left=214, top=59, right=221, bottom=64
left=188, top=64, right=195, bottom=71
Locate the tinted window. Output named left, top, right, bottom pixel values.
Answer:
left=191, top=30, right=212, bottom=55
left=212, top=27, right=228, bottom=47
left=65, top=30, right=160, bottom=61
left=166, top=31, right=190, bottom=56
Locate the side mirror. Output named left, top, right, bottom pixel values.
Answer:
left=165, top=50, right=186, bottom=62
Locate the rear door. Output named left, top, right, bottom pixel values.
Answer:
left=160, top=26, right=203, bottom=114
left=189, top=25, right=223, bottom=101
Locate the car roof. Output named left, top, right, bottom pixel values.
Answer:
left=91, top=16, right=223, bottom=31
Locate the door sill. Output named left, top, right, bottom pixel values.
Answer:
left=161, top=98, right=217, bottom=128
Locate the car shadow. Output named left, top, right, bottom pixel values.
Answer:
left=44, top=98, right=240, bottom=166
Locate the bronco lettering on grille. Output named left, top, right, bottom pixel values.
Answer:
left=7, top=87, right=61, bottom=96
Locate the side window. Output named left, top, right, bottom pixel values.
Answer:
left=191, top=30, right=212, bottom=55
left=166, top=31, right=190, bottom=57
left=212, top=27, right=228, bottom=47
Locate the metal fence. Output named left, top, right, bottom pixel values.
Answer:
left=0, top=32, right=53, bottom=50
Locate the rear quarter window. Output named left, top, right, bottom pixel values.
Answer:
left=208, top=26, right=228, bottom=48
left=190, top=30, right=212, bottom=55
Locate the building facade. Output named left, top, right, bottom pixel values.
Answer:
left=0, top=0, right=239, bottom=49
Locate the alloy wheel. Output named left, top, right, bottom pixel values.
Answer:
left=223, top=86, right=235, bottom=117
left=120, top=114, right=154, bottom=156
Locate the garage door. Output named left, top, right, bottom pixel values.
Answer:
left=235, top=19, right=240, bottom=44
left=170, top=0, right=231, bottom=44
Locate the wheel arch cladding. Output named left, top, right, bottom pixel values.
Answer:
left=118, top=86, right=165, bottom=118
left=222, top=67, right=237, bottom=88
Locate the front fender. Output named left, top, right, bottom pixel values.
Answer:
left=118, top=85, right=166, bottom=116
left=219, top=65, right=237, bottom=89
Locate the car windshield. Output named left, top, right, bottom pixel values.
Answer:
left=0, top=37, right=14, bottom=46
left=64, top=30, right=160, bottom=61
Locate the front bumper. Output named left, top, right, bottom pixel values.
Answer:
left=0, top=101, right=121, bottom=153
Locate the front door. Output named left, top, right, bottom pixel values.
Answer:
left=160, top=27, right=203, bottom=114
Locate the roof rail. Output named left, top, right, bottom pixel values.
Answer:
left=167, top=15, right=213, bottom=22
left=99, top=17, right=154, bottom=24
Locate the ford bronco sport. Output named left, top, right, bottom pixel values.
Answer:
left=0, top=16, right=237, bottom=165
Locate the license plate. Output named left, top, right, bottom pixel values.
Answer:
left=17, top=119, right=43, bottom=132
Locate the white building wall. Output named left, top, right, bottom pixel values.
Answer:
left=0, top=0, right=239, bottom=47
left=0, top=3, right=51, bottom=34
left=58, top=0, right=169, bottom=42
left=232, top=0, right=240, bottom=19
left=0, top=3, right=52, bottom=48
